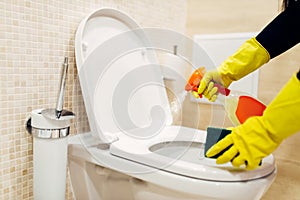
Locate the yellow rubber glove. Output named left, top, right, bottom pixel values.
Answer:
left=206, top=73, right=300, bottom=170
left=198, top=38, right=270, bottom=102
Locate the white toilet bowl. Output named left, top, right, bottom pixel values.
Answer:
left=69, top=8, right=277, bottom=200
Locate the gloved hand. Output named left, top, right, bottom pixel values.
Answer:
left=197, top=70, right=223, bottom=102
left=198, top=38, right=270, bottom=102
left=206, top=73, right=300, bottom=170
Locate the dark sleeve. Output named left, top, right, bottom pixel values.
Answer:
left=256, top=2, right=300, bottom=59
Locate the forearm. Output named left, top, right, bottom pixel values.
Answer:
left=256, top=3, right=300, bottom=58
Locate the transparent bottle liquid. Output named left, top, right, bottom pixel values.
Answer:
left=218, top=91, right=247, bottom=126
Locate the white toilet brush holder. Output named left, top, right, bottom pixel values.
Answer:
left=27, top=108, right=74, bottom=200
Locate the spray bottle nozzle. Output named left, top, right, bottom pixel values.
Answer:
left=185, top=67, right=206, bottom=98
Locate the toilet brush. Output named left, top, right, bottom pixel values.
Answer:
left=27, top=57, right=75, bottom=200
left=41, top=57, right=75, bottom=120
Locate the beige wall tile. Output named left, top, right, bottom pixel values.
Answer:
left=0, top=1, right=187, bottom=199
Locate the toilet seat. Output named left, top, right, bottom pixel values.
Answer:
left=75, top=8, right=276, bottom=184
left=110, top=125, right=275, bottom=182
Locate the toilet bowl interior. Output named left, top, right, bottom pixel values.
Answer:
left=149, top=141, right=205, bottom=163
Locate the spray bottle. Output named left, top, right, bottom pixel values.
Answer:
left=185, top=67, right=266, bottom=126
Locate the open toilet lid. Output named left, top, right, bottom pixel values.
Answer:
left=75, top=8, right=173, bottom=141
left=75, top=8, right=142, bottom=69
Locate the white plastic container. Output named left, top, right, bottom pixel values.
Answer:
left=30, top=108, right=73, bottom=200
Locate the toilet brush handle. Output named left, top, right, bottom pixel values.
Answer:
left=56, top=57, right=69, bottom=118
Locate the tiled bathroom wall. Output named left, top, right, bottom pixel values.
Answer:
left=0, top=0, right=187, bottom=199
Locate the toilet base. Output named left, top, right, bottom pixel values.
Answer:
left=69, top=157, right=213, bottom=200
left=68, top=143, right=276, bottom=200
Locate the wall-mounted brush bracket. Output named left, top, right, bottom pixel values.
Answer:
left=25, top=57, right=75, bottom=200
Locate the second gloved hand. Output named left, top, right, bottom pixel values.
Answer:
left=206, top=73, right=300, bottom=169
left=205, top=117, right=280, bottom=170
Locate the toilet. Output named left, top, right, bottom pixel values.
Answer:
left=68, top=8, right=277, bottom=200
